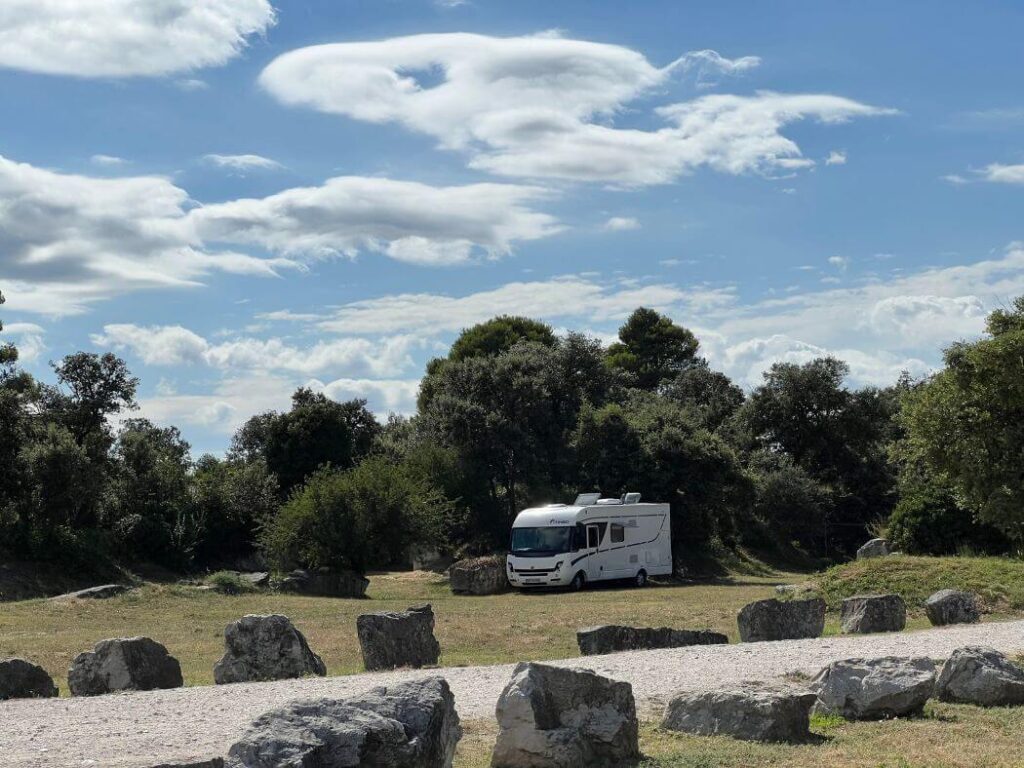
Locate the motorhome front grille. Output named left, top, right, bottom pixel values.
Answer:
left=511, top=566, right=558, bottom=574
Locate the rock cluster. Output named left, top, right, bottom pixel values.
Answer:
left=68, top=637, right=183, bottom=696
left=0, top=657, right=58, bottom=699
left=810, top=656, right=937, bottom=719
left=576, top=625, right=727, bottom=656
left=840, top=594, right=907, bottom=634
left=926, top=589, right=980, bottom=626
left=277, top=568, right=369, bottom=598
left=936, top=646, right=1024, bottom=706
left=737, top=597, right=825, bottom=642
left=214, top=614, right=326, bottom=685
left=228, top=677, right=461, bottom=768
left=491, top=662, right=639, bottom=768
left=661, top=682, right=817, bottom=742
left=357, top=604, right=441, bottom=671
left=449, top=556, right=508, bottom=595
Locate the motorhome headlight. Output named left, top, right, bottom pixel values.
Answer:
left=554, top=561, right=563, bottom=571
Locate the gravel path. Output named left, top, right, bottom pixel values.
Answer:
left=4, top=619, right=1023, bottom=767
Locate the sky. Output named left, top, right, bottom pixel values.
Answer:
left=0, top=0, right=1022, bottom=455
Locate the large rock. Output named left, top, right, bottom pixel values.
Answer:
left=856, top=538, right=892, bottom=560
left=68, top=637, right=183, bottom=696
left=214, top=614, right=326, bottom=685
left=491, top=662, right=639, bottom=768
left=277, top=568, right=369, bottom=599
left=840, top=594, right=907, bottom=634
left=811, top=656, right=937, bottom=719
left=576, top=625, right=727, bottom=656
left=449, top=556, right=508, bottom=595
left=737, top=597, right=825, bottom=642
left=51, top=583, right=131, bottom=600
left=357, top=604, right=441, bottom=671
left=935, top=646, right=1024, bottom=706
left=660, top=682, right=817, bottom=742
left=0, top=657, right=58, bottom=699
left=228, top=677, right=461, bottom=768
left=926, top=589, right=980, bottom=626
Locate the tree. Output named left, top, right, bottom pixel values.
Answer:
left=43, top=352, right=138, bottom=449
left=900, top=297, right=1024, bottom=545
left=606, top=308, right=699, bottom=390
left=664, top=361, right=744, bottom=431
left=234, top=389, right=380, bottom=494
left=0, top=291, right=17, bottom=369
left=448, top=316, right=556, bottom=362
left=261, top=457, right=453, bottom=574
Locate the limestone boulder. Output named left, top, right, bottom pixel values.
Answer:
left=660, top=682, right=817, bottom=742
left=925, top=589, right=980, bottom=626
left=576, top=625, right=727, bottom=656
left=811, top=656, right=937, bottom=719
left=277, top=568, right=368, bottom=598
left=935, top=646, right=1024, bottom=706
left=228, top=677, right=461, bottom=768
left=491, top=662, right=639, bottom=768
left=0, top=657, right=58, bottom=699
left=214, top=614, right=326, bottom=685
left=51, top=584, right=131, bottom=600
left=856, top=538, right=892, bottom=560
left=449, top=556, right=508, bottom=595
left=68, top=637, right=183, bottom=696
left=357, top=604, right=441, bottom=671
left=737, top=598, right=825, bottom=642
left=840, top=594, right=907, bottom=634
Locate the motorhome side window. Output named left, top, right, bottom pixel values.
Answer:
left=610, top=523, right=624, bottom=543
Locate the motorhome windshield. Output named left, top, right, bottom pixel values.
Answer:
left=510, top=526, right=573, bottom=556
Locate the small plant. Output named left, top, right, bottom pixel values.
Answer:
left=205, top=570, right=257, bottom=595
left=809, top=711, right=845, bottom=730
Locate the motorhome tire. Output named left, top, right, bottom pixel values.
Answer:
left=635, top=570, right=648, bottom=588
left=571, top=572, right=586, bottom=591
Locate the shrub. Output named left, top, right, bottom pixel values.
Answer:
left=888, top=488, right=1009, bottom=556
left=206, top=570, right=257, bottom=595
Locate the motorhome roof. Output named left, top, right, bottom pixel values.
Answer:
left=511, top=501, right=663, bottom=528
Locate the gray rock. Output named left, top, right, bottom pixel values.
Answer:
left=660, top=682, right=817, bottom=742
left=149, top=761, right=224, bottom=768
left=925, top=589, right=980, bottom=626
left=240, top=572, right=270, bottom=588
left=737, top=598, right=825, bottom=642
left=449, top=556, right=508, bottom=595
left=840, top=594, right=907, bottom=634
left=811, top=656, right=937, bottom=719
left=0, top=657, right=58, bottom=699
left=856, top=538, right=892, bottom=560
left=68, top=637, right=183, bottom=696
left=357, top=604, right=441, bottom=671
left=214, top=614, right=326, bottom=685
left=51, top=583, right=131, bottom=600
left=936, top=646, right=1024, bottom=706
left=491, top=662, right=639, bottom=768
left=576, top=625, right=727, bottom=656
left=227, top=677, right=461, bottom=768
left=277, top=568, right=369, bottom=598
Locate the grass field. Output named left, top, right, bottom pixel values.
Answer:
left=455, top=704, right=1024, bottom=767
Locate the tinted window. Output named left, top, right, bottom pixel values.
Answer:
left=587, top=526, right=600, bottom=548
left=610, top=523, right=624, bottom=543
left=510, top=527, right=573, bottom=555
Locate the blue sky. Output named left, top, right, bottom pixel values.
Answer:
left=1, top=0, right=1022, bottom=455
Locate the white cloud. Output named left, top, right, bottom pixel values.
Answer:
left=176, top=78, right=210, bottom=92
left=190, top=176, right=561, bottom=265
left=603, top=216, right=640, bottom=231
left=828, top=255, right=849, bottom=271
left=981, top=163, right=1024, bottom=185
left=0, top=0, right=276, bottom=77
left=203, top=153, right=283, bottom=172
left=260, top=33, right=890, bottom=185
left=93, top=323, right=421, bottom=377
left=90, top=154, right=127, bottom=166
left=825, top=150, right=847, bottom=165
left=0, top=155, right=563, bottom=314
left=2, top=321, right=46, bottom=363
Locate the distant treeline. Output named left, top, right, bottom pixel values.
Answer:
left=1, top=291, right=1021, bottom=575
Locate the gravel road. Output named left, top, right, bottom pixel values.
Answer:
left=4, top=619, right=1023, bottom=767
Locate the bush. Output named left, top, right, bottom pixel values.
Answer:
left=205, top=570, right=257, bottom=595
left=261, top=456, right=453, bottom=574
left=888, top=488, right=1009, bottom=556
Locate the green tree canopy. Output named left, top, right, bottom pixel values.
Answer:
left=606, top=307, right=699, bottom=390
left=448, top=316, right=556, bottom=361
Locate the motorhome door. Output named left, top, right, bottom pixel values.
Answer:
left=585, top=524, right=602, bottom=580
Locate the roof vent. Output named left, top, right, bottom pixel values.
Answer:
left=597, top=498, right=623, bottom=505
left=623, top=492, right=641, bottom=504
left=573, top=492, right=601, bottom=506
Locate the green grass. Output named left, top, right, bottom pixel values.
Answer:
left=204, top=570, right=259, bottom=595
left=0, top=569, right=798, bottom=693
left=455, top=703, right=1024, bottom=767
left=815, top=555, right=1024, bottom=613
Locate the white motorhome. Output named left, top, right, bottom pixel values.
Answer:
left=506, top=493, right=672, bottom=590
